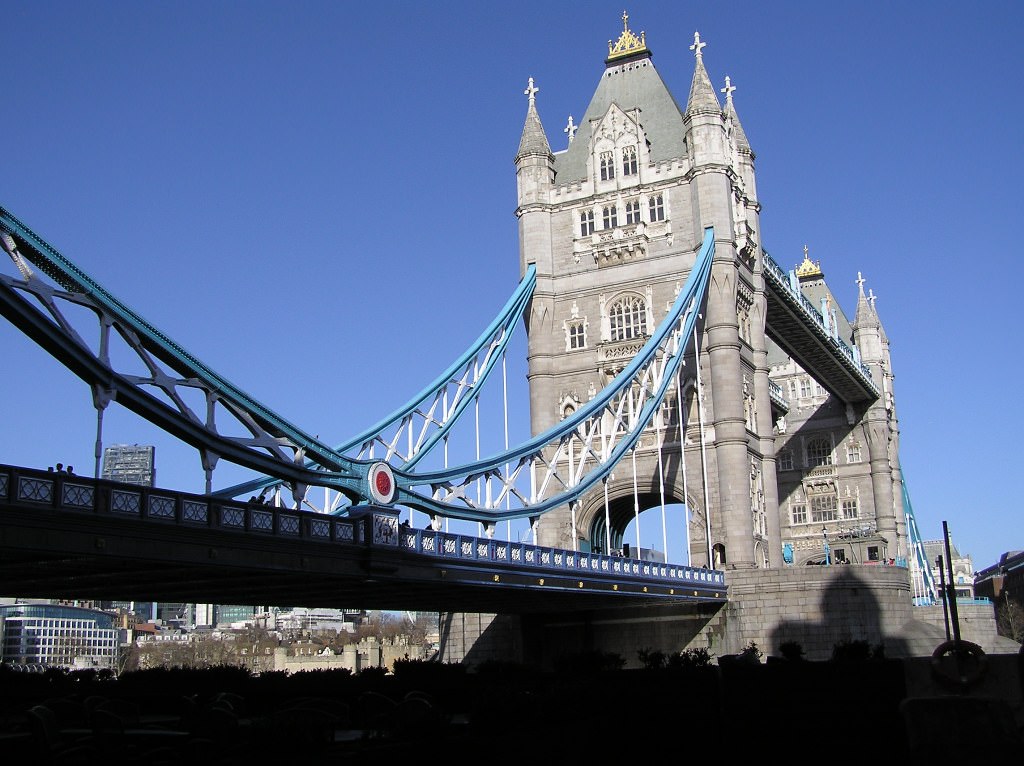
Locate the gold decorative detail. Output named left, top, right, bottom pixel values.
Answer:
left=578, top=581, right=584, bottom=588
left=538, top=578, right=545, bottom=585
left=642, top=586, right=648, bottom=592
left=607, top=11, right=647, bottom=60
left=795, top=244, right=822, bottom=279
left=493, top=574, right=500, bottom=582
left=613, top=584, right=619, bottom=591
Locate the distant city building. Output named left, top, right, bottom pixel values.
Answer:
left=270, top=607, right=359, bottom=634
left=975, top=550, right=1024, bottom=609
left=216, top=604, right=256, bottom=627
left=101, top=444, right=155, bottom=487
left=0, top=602, right=118, bottom=670
left=923, top=539, right=975, bottom=599
left=194, top=603, right=215, bottom=628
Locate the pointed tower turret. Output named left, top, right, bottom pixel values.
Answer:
left=683, top=32, right=730, bottom=170
left=685, top=32, right=721, bottom=117
left=720, top=74, right=760, bottom=261
left=721, top=75, right=751, bottom=154
left=516, top=77, right=553, bottom=163
left=851, top=272, right=902, bottom=560
left=852, top=271, right=884, bottom=365
left=515, top=77, right=555, bottom=277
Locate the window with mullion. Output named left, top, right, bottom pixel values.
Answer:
left=602, top=205, right=618, bottom=230
left=609, top=296, right=646, bottom=341
left=580, top=209, right=595, bottom=236
left=625, top=199, right=641, bottom=224
left=622, top=145, right=638, bottom=176
left=649, top=193, right=665, bottom=221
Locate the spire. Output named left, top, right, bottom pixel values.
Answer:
left=721, top=75, right=751, bottom=152
left=686, top=31, right=720, bottom=117
left=516, top=77, right=552, bottom=161
left=853, top=271, right=881, bottom=331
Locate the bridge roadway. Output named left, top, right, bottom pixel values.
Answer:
left=762, top=250, right=878, bottom=404
left=0, top=464, right=726, bottom=615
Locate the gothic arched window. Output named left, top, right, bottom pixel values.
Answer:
left=625, top=199, right=641, bottom=225
left=579, top=209, right=595, bottom=236
left=622, top=145, right=638, bottom=176
left=649, top=193, right=665, bottom=221
left=806, top=437, right=833, bottom=467
left=608, top=295, right=647, bottom=341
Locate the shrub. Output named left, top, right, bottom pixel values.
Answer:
left=392, top=656, right=465, bottom=684
left=668, top=647, right=714, bottom=669
left=356, top=665, right=388, bottom=681
left=739, top=641, right=763, bottom=663
left=778, top=641, right=805, bottom=661
left=831, top=639, right=885, bottom=662
left=637, top=648, right=668, bottom=670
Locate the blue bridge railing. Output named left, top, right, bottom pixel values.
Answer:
left=0, top=463, right=727, bottom=601
left=397, top=525, right=726, bottom=593
left=762, top=250, right=877, bottom=393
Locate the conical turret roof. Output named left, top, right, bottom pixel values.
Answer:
left=852, top=271, right=881, bottom=331
left=516, top=77, right=552, bottom=162
left=685, top=32, right=721, bottom=118
left=721, top=75, right=751, bottom=152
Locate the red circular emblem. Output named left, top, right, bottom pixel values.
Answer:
left=368, top=462, right=396, bottom=505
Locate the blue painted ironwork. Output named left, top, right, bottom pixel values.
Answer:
left=1, top=204, right=715, bottom=526
left=902, top=474, right=939, bottom=605
left=768, top=379, right=789, bottom=413
left=762, top=248, right=877, bottom=394
left=398, top=525, right=725, bottom=595
left=0, top=205, right=358, bottom=493
left=217, top=263, right=537, bottom=500
left=385, top=228, right=715, bottom=521
left=0, top=462, right=727, bottom=601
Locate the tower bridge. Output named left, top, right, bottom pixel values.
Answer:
left=0, top=16, right=961, bottom=664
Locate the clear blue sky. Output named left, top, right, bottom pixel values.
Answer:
left=1, top=1, right=1021, bottom=570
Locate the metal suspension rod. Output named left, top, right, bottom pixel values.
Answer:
left=474, top=361, right=481, bottom=537
left=676, top=371, right=691, bottom=566
left=694, top=316, right=713, bottom=567
left=502, top=352, right=511, bottom=541
left=603, top=479, right=612, bottom=555
left=655, top=411, right=668, bottom=562
left=631, top=449, right=641, bottom=558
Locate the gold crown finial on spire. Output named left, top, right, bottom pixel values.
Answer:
left=607, top=11, right=648, bottom=60
left=795, top=244, right=823, bottom=279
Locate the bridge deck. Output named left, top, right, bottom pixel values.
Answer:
left=0, top=465, right=726, bottom=614
left=762, top=251, right=879, bottom=404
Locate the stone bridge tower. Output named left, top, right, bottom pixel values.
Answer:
left=515, top=16, right=904, bottom=573
left=515, top=17, right=779, bottom=570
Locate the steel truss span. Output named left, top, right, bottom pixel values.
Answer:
left=0, top=203, right=712, bottom=524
